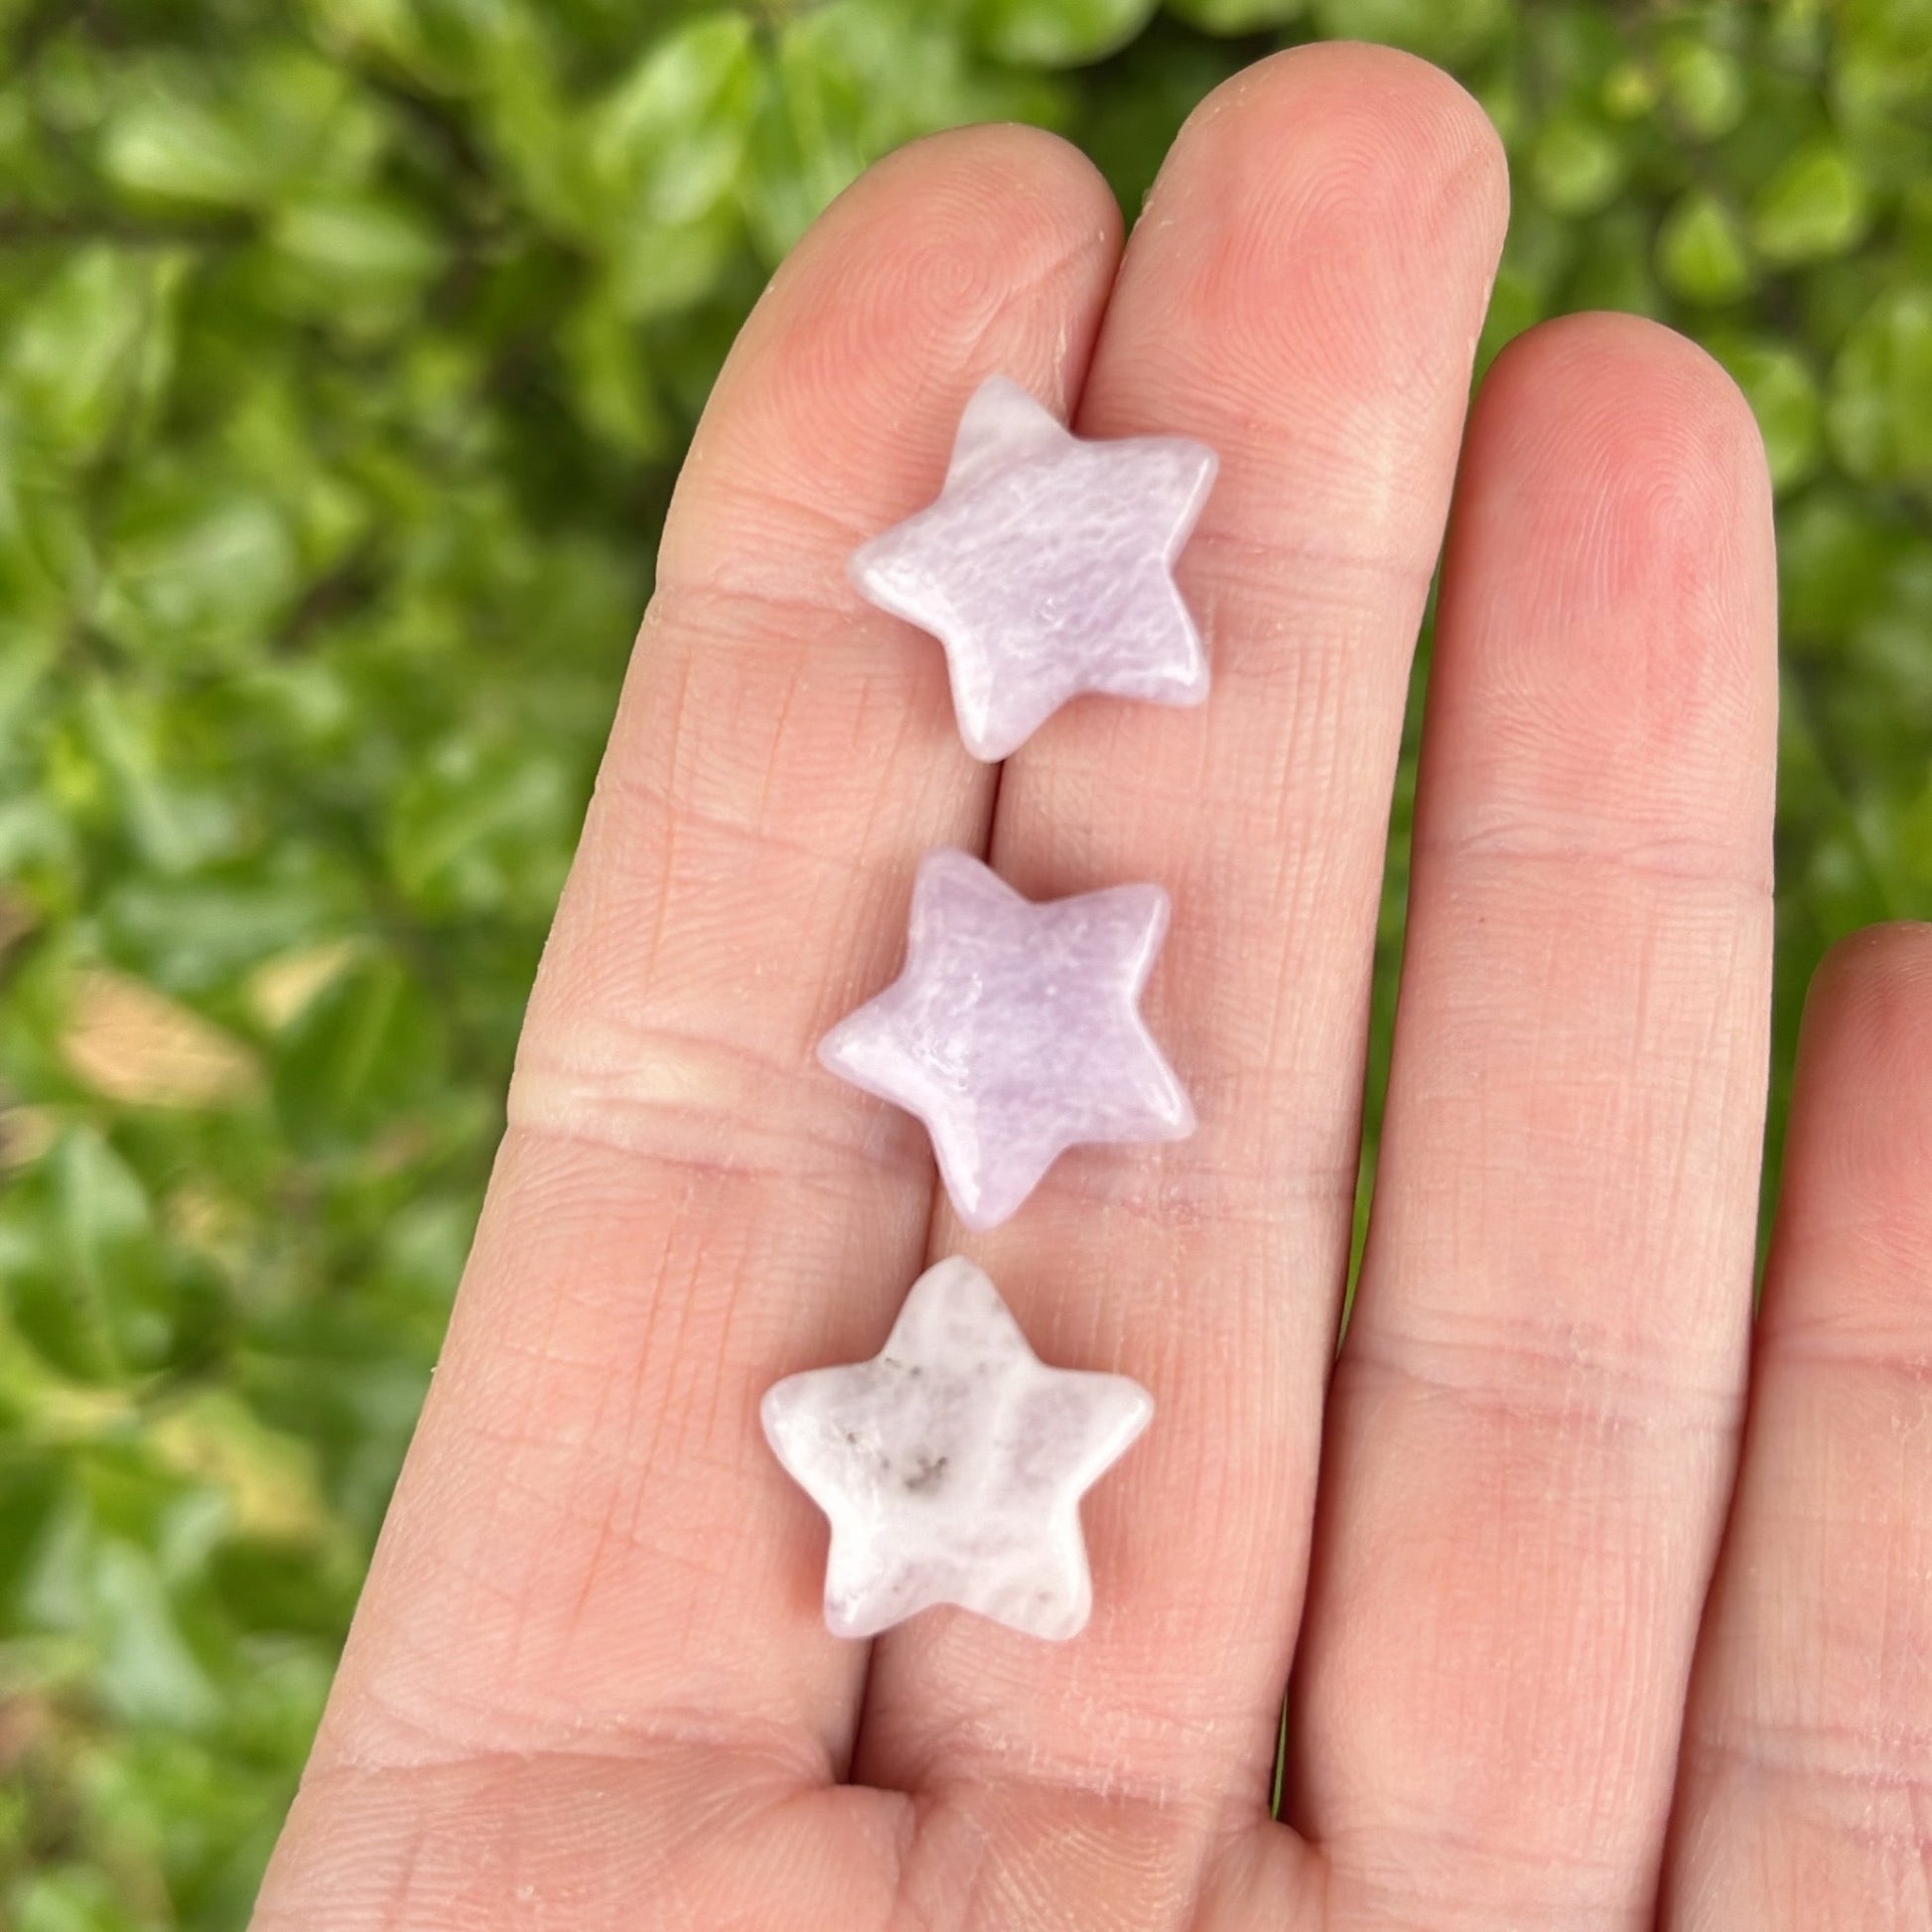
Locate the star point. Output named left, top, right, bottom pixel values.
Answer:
left=851, top=374, right=1218, bottom=760
left=761, top=1256, right=1154, bottom=1641
left=819, top=849, right=1194, bottom=1230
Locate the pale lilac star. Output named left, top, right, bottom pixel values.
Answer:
left=819, top=848, right=1194, bottom=1230
left=851, top=375, right=1218, bottom=760
left=761, top=1256, right=1154, bottom=1640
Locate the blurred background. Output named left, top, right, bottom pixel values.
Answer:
left=0, top=0, right=1928, bottom=1924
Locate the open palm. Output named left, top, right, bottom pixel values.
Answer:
left=253, top=47, right=1932, bottom=1931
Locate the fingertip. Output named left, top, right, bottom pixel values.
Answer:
left=1166, top=40, right=1509, bottom=248
left=1099, top=41, right=1508, bottom=467
left=1435, top=311, right=1779, bottom=854
left=1473, top=313, right=1774, bottom=559
left=1809, top=917, right=1932, bottom=1003
left=1797, top=921, right=1932, bottom=1119
left=1778, top=922, right=1932, bottom=1300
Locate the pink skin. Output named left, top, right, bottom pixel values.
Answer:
left=253, top=46, right=1932, bottom=1932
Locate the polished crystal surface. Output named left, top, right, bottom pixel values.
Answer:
left=819, top=848, right=1194, bottom=1230
left=761, top=1256, right=1154, bottom=1641
left=851, top=375, right=1217, bottom=760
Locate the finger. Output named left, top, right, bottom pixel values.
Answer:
left=856, top=42, right=1508, bottom=1837
left=1293, top=316, right=1778, bottom=1926
left=258, top=124, right=1123, bottom=1903
left=1663, top=924, right=1932, bottom=1929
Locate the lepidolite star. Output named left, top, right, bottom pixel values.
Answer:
left=851, top=375, right=1218, bottom=760
left=761, top=1256, right=1154, bottom=1640
left=819, top=847, right=1194, bottom=1230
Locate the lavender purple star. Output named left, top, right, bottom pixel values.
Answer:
left=819, top=848, right=1195, bottom=1230
left=851, top=375, right=1218, bottom=761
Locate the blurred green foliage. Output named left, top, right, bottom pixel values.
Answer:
left=0, top=0, right=1928, bottom=1923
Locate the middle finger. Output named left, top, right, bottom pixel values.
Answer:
left=855, top=42, right=1509, bottom=1837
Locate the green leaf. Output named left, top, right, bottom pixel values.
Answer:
left=1658, top=37, right=1746, bottom=141
left=1834, top=0, right=1932, bottom=134
left=1827, top=285, right=1932, bottom=485
left=1898, top=769, right=1932, bottom=894
left=91, top=1539, right=221, bottom=1728
left=149, top=1390, right=334, bottom=1544
left=559, top=284, right=671, bottom=456
left=77, top=681, right=242, bottom=877
left=1751, top=142, right=1869, bottom=265
left=607, top=208, right=742, bottom=322
left=745, top=0, right=1066, bottom=260
left=590, top=15, right=759, bottom=228
left=271, top=195, right=446, bottom=289
left=385, top=734, right=574, bottom=918
left=2, top=1127, right=162, bottom=1381
left=1565, top=208, right=1660, bottom=318
left=977, top=0, right=1162, bottom=69
left=1776, top=488, right=1915, bottom=652
left=1529, top=116, right=1624, bottom=216
left=98, top=94, right=260, bottom=208
left=1311, top=0, right=1511, bottom=64
left=1656, top=190, right=1756, bottom=304
left=1711, top=337, right=1822, bottom=493
left=466, top=12, right=590, bottom=230
left=263, top=192, right=449, bottom=338
left=101, top=483, right=301, bottom=661
left=305, top=0, right=440, bottom=77
left=0, top=458, right=90, bottom=641
left=3, top=248, right=186, bottom=460
left=101, top=54, right=389, bottom=213
left=1599, top=60, right=1659, bottom=122
left=13, top=1866, right=148, bottom=1932
left=1164, top=0, right=1307, bottom=31
left=101, top=865, right=358, bottom=995
left=271, top=948, right=447, bottom=1150
left=307, top=0, right=532, bottom=95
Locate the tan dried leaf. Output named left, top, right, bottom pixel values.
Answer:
left=0, top=1106, right=59, bottom=1169
left=63, top=968, right=261, bottom=1108
left=246, top=937, right=361, bottom=1030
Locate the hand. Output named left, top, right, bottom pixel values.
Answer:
left=252, top=46, right=1932, bottom=1931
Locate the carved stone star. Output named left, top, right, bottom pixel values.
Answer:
left=819, top=847, right=1194, bottom=1230
left=851, top=375, right=1218, bottom=760
left=761, top=1256, right=1154, bottom=1640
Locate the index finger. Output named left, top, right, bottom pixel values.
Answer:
left=257, top=123, right=1122, bottom=1908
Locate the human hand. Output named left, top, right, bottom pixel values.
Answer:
left=252, top=46, right=1932, bottom=1931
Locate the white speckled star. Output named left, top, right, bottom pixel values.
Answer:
left=761, top=1256, right=1154, bottom=1641
left=819, top=847, right=1194, bottom=1231
left=851, top=375, right=1218, bottom=760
